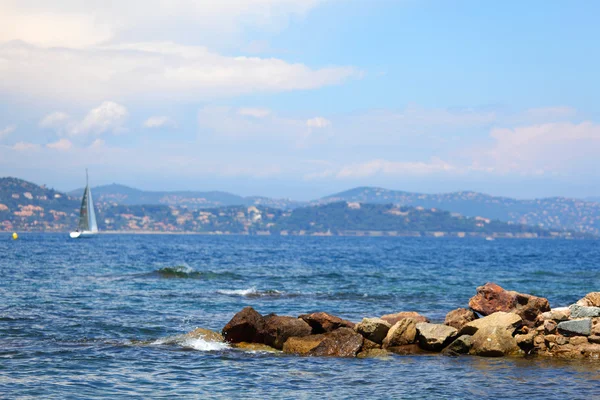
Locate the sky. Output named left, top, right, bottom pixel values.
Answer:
left=1, top=0, right=600, bottom=200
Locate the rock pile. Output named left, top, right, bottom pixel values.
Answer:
left=193, top=284, right=600, bottom=360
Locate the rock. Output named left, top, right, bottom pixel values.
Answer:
left=355, top=318, right=392, bottom=344
left=263, top=315, right=312, bottom=349
left=555, top=335, right=569, bottom=345
left=380, top=311, right=429, bottom=325
left=387, top=344, right=431, bottom=355
left=470, top=325, right=519, bottom=357
left=593, top=318, right=600, bottom=336
left=442, top=335, right=473, bottom=356
left=357, top=349, right=392, bottom=359
left=222, top=307, right=266, bottom=343
left=515, top=332, right=535, bottom=353
left=533, top=335, right=545, bottom=347
left=185, top=327, right=224, bottom=342
left=541, top=307, right=570, bottom=322
left=416, top=322, right=458, bottom=351
left=544, top=320, right=557, bottom=334
left=444, top=308, right=478, bottom=330
left=570, top=336, right=589, bottom=346
left=308, top=328, right=364, bottom=357
left=382, top=318, right=417, bottom=348
left=577, top=292, right=600, bottom=307
left=544, top=334, right=557, bottom=344
left=232, top=342, right=280, bottom=353
left=569, top=304, right=600, bottom=318
left=361, top=339, right=381, bottom=351
left=588, top=335, right=600, bottom=344
left=459, top=312, right=522, bottom=336
left=468, top=282, right=550, bottom=326
left=557, top=319, right=592, bottom=336
left=283, top=334, right=326, bottom=355
left=298, top=312, right=355, bottom=333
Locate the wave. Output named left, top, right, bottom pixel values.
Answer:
left=216, top=287, right=295, bottom=298
left=142, top=265, right=242, bottom=280
left=150, top=334, right=229, bottom=352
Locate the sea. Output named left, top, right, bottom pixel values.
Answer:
left=1, top=233, right=600, bottom=399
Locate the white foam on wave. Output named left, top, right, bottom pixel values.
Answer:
left=151, top=336, right=229, bottom=352
left=217, top=287, right=258, bottom=296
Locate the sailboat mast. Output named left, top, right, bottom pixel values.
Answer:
left=86, top=168, right=89, bottom=187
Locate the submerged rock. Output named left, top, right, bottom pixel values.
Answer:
left=283, top=334, right=326, bottom=355
left=470, top=326, right=519, bottom=357
left=222, top=307, right=266, bottom=343
left=386, top=344, right=431, bottom=355
left=263, top=315, right=312, bottom=350
left=381, top=311, right=429, bottom=325
left=459, top=312, right=522, bottom=336
left=233, top=342, right=280, bottom=353
left=355, top=318, right=392, bottom=344
left=557, top=319, right=592, bottom=336
left=357, top=349, right=392, bottom=359
left=468, top=282, right=550, bottom=326
left=416, top=322, right=458, bottom=351
left=383, top=318, right=417, bottom=348
left=308, top=328, right=364, bottom=357
left=298, top=312, right=355, bottom=333
left=185, top=328, right=224, bottom=343
left=444, top=308, right=478, bottom=331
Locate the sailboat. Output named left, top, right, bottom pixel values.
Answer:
left=70, top=169, right=99, bottom=239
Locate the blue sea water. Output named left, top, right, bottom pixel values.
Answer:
left=1, top=234, right=600, bottom=399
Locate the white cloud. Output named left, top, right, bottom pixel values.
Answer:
left=0, top=124, right=16, bottom=138
left=12, top=142, right=40, bottom=151
left=238, top=108, right=271, bottom=118
left=39, top=112, right=70, bottom=129
left=306, top=117, right=331, bottom=128
left=40, top=102, right=128, bottom=137
left=143, top=116, right=175, bottom=129
left=46, top=138, right=73, bottom=151
left=0, top=41, right=359, bottom=103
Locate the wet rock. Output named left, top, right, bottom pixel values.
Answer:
left=361, top=338, right=381, bottom=351
left=544, top=320, right=557, bottom=334
left=222, top=307, right=266, bottom=343
left=298, top=312, right=355, bottom=333
left=541, top=307, right=570, bottom=322
left=569, top=304, right=600, bottom=319
left=470, top=326, right=519, bottom=357
left=468, top=282, right=550, bottom=326
left=382, top=318, right=417, bottom=348
left=576, top=292, right=600, bottom=307
left=387, top=344, right=432, bottom=355
left=380, top=311, right=429, bottom=325
left=232, top=342, right=280, bottom=353
left=357, top=349, right=392, bottom=359
left=283, top=334, right=326, bottom=355
left=308, top=328, right=363, bottom=357
left=444, top=308, right=478, bottom=331
left=557, top=319, right=592, bottom=336
left=416, top=322, right=458, bottom=351
left=263, top=315, right=312, bottom=349
left=442, top=335, right=473, bottom=356
left=355, top=318, right=392, bottom=344
left=185, top=327, right=224, bottom=342
left=459, top=312, right=522, bottom=336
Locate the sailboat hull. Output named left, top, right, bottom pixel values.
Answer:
left=69, top=231, right=97, bottom=239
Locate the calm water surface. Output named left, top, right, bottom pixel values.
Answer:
left=1, top=234, right=600, bottom=399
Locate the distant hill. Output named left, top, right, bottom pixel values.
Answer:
left=69, top=183, right=302, bottom=209
left=318, top=187, right=600, bottom=235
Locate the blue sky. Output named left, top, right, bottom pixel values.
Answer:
left=1, top=0, right=600, bottom=200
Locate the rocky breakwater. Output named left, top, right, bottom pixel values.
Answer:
left=187, top=285, right=600, bottom=360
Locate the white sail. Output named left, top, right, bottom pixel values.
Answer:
left=70, top=169, right=98, bottom=238
left=88, top=186, right=98, bottom=232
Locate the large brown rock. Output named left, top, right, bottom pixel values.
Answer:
left=222, top=307, right=266, bottom=343
left=470, top=325, right=520, bottom=357
left=442, top=335, right=473, bottom=356
left=577, top=292, right=600, bottom=307
left=444, top=308, right=478, bottom=330
left=459, top=311, right=522, bottom=336
left=308, top=327, right=364, bottom=357
left=468, top=283, right=549, bottom=327
left=416, top=322, right=458, bottom=351
left=283, top=334, right=326, bottom=355
left=355, top=318, right=392, bottom=344
left=299, top=312, right=355, bottom=333
left=263, top=315, right=312, bottom=349
left=232, top=342, right=280, bottom=353
left=382, top=318, right=417, bottom=348
left=387, top=343, right=432, bottom=355
left=381, top=311, right=429, bottom=325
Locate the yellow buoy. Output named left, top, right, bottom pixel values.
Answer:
left=12, top=232, right=18, bottom=240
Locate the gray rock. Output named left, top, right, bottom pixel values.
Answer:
left=541, top=307, right=570, bottom=322
left=557, top=319, right=592, bottom=336
left=442, top=335, right=473, bottom=356
left=569, top=304, right=600, bottom=318
left=416, top=322, right=458, bottom=351
left=459, top=312, right=522, bottom=336
left=354, top=318, right=392, bottom=344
